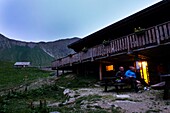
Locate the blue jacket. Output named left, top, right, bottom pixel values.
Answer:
left=125, top=70, right=136, bottom=78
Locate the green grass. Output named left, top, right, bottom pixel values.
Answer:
left=0, top=72, right=102, bottom=113
left=55, top=73, right=98, bottom=88
left=0, top=68, right=121, bottom=113
left=0, top=61, right=50, bottom=91
left=0, top=84, right=65, bottom=113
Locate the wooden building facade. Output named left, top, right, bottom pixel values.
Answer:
left=52, top=0, right=170, bottom=85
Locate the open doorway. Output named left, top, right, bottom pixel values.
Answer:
left=136, top=61, right=150, bottom=84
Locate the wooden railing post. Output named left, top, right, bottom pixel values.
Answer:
left=127, top=36, right=130, bottom=52
left=91, top=48, right=94, bottom=61
left=155, top=26, right=160, bottom=45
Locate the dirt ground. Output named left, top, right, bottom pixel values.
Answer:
left=75, top=87, right=170, bottom=113
left=113, top=89, right=170, bottom=113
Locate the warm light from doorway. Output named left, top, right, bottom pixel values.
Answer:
left=136, top=61, right=149, bottom=84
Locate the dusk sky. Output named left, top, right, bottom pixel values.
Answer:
left=0, top=0, right=161, bottom=42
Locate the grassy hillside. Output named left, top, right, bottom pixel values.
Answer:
left=0, top=45, right=54, bottom=66
left=0, top=72, right=108, bottom=113
left=0, top=61, right=50, bottom=91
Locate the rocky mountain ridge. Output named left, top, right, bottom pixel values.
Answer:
left=0, top=34, right=80, bottom=66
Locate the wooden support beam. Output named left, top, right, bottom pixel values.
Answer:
left=99, top=62, right=102, bottom=80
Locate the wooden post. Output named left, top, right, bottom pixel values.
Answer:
left=127, top=36, right=130, bottom=52
left=99, top=62, right=102, bottom=80
left=155, top=26, right=160, bottom=45
left=91, top=48, right=94, bottom=62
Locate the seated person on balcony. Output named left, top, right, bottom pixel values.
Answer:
left=125, top=66, right=139, bottom=92
left=115, top=66, right=125, bottom=83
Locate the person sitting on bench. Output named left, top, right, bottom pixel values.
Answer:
left=125, top=66, right=139, bottom=93
left=115, top=66, right=125, bottom=83
left=114, top=66, right=126, bottom=90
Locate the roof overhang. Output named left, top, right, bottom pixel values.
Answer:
left=68, top=0, right=170, bottom=52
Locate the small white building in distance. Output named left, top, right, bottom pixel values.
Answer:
left=14, top=62, right=31, bottom=68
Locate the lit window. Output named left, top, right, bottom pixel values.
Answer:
left=106, top=65, right=114, bottom=71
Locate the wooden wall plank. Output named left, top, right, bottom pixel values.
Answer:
left=115, top=40, right=118, bottom=52
left=111, top=41, right=115, bottom=53
left=163, top=24, right=168, bottom=39
left=145, top=30, right=149, bottom=45
left=138, top=35, right=142, bottom=47
left=155, top=26, right=160, bottom=45
left=127, top=36, right=130, bottom=51
left=142, top=35, right=145, bottom=46
left=132, top=35, right=135, bottom=48
left=122, top=38, right=125, bottom=50
left=124, top=38, right=126, bottom=50
left=117, top=39, right=120, bottom=51
left=159, top=26, right=164, bottom=41
left=151, top=28, right=156, bottom=43
left=168, top=23, right=170, bottom=39
left=119, top=39, right=122, bottom=51
left=129, top=35, right=132, bottom=48
left=123, top=37, right=126, bottom=50
left=148, top=29, right=153, bottom=44
left=124, top=37, right=127, bottom=49
left=135, top=35, right=139, bottom=47
left=116, top=39, right=119, bottom=51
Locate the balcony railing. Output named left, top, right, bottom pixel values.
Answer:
left=52, top=21, right=170, bottom=69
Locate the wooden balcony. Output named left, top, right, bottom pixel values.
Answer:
left=52, top=21, right=170, bottom=69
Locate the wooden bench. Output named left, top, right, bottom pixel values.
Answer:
left=101, top=77, right=128, bottom=93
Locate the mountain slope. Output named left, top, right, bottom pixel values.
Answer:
left=0, top=34, right=80, bottom=66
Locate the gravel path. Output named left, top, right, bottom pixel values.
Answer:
left=75, top=88, right=170, bottom=113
